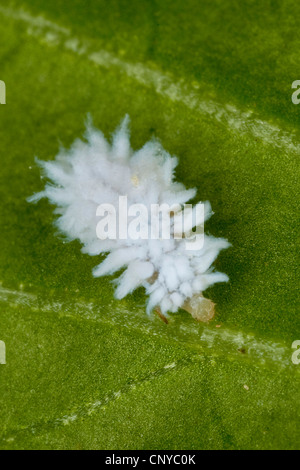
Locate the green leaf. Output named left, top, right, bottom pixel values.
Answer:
left=0, top=0, right=299, bottom=450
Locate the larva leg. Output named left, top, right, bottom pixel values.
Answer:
left=154, top=307, right=169, bottom=324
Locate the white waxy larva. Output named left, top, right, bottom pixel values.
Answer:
left=29, top=116, right=230, bottom=321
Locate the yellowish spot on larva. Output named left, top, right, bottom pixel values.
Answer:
left=131, top=174, right=140, bottom=187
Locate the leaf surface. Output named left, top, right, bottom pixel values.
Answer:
left=0, top=1, right=299, bottom=450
